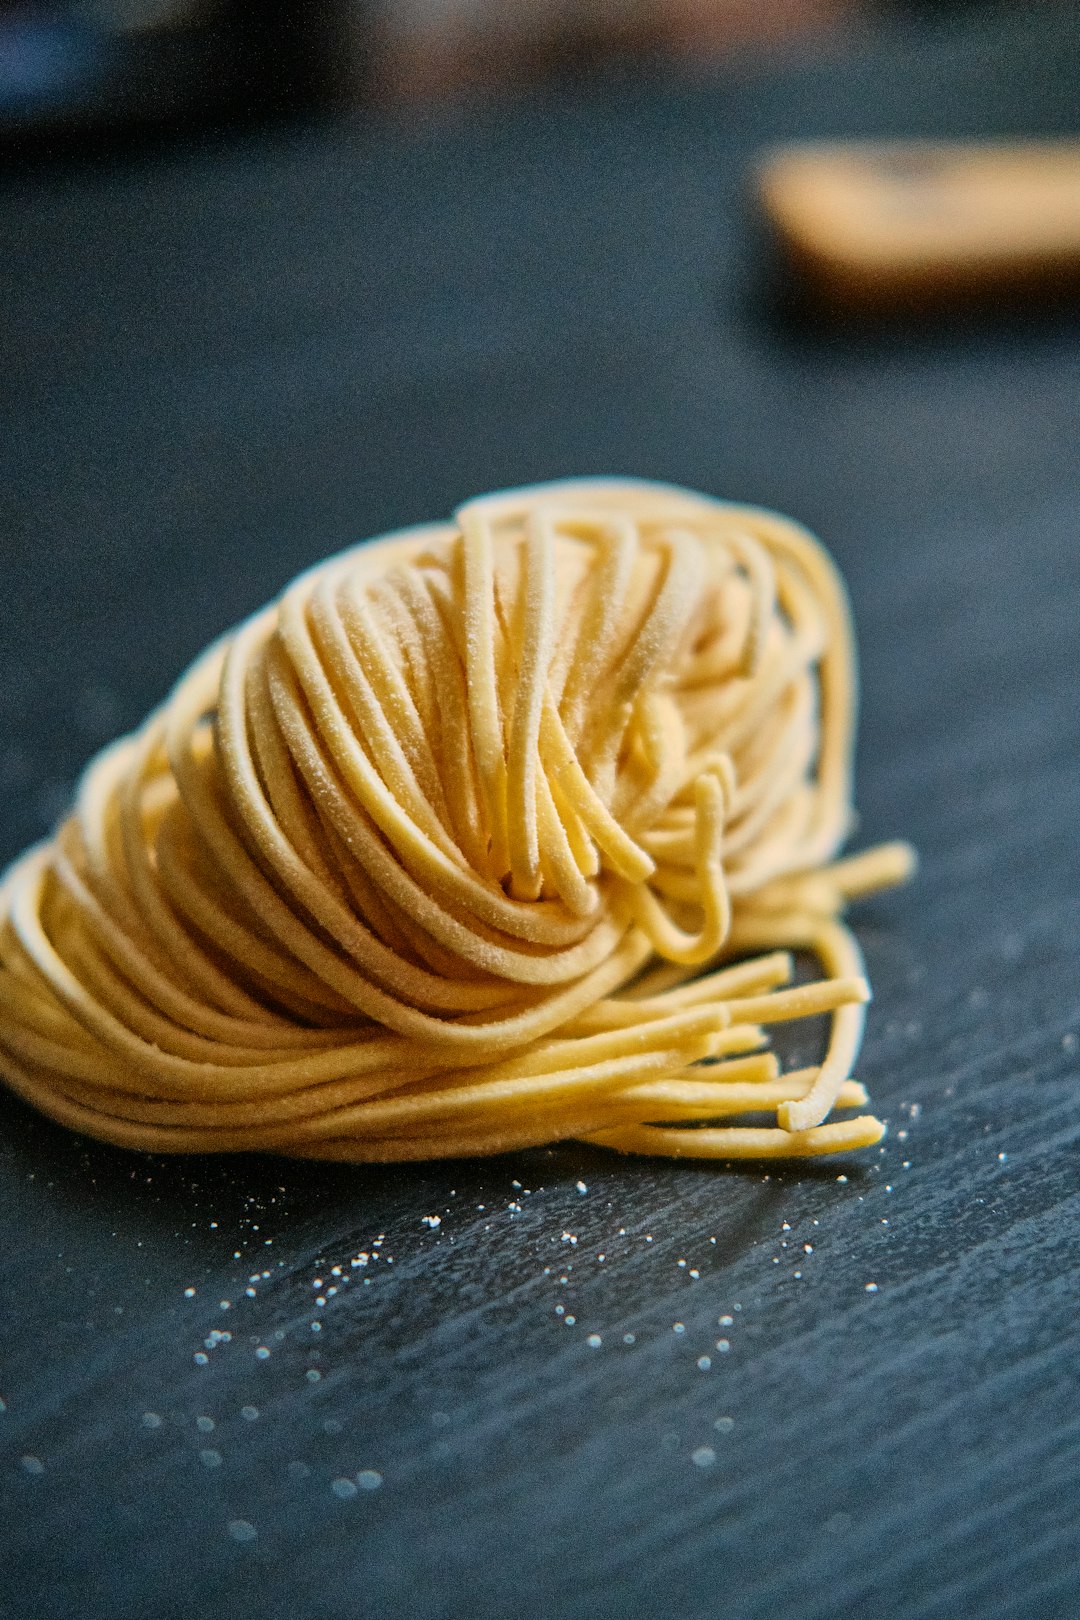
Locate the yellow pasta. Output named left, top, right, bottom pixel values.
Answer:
left=0, top=479, right=914, bottom=1162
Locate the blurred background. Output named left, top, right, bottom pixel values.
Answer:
left=0, top=0, right=1070, bottom=134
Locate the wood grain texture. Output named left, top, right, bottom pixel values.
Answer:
left=2, top=11, right=1080, bottom=1618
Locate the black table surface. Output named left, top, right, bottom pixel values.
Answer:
left=3, top=11, right=1080, bottom=1619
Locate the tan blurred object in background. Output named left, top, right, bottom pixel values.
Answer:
left=370, top=0, right=858, bottom=105
left=758, top=140, right=1080, bottom=313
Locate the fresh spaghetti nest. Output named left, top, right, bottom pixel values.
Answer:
left=0, top=479, right=913, bottom=1162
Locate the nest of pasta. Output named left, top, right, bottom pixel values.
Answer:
left=0, top=479, right=912, bottom=1161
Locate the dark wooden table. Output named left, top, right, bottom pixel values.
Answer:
left=3, top=11, right=1080, bottom=1618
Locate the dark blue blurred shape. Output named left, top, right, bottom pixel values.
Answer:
left=0, top=7, right=106, bottom=110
